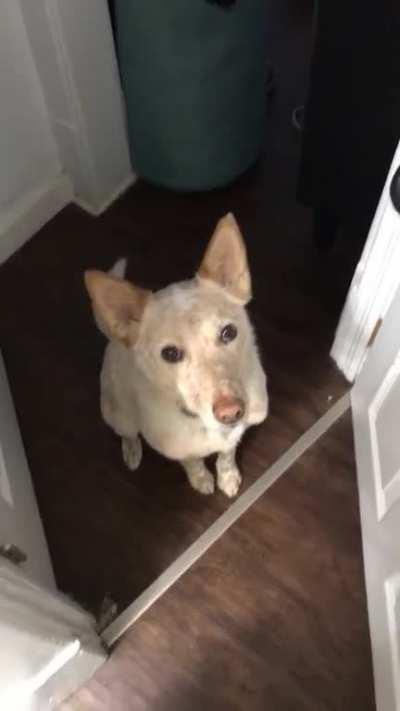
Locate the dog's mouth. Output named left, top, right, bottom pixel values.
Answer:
left=179, top=405, right=199, bottom=419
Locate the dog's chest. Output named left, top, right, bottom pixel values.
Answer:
left=158, top=413, right=245, bottom=460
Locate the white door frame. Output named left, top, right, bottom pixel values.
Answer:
left=331, top=139, right=400, bottom=382
left=19, top=0, right=134, bottom=216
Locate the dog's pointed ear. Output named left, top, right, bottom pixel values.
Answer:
left=84, top=270, right=151, bottom=346
left=197, top=213, right=252, bottom=304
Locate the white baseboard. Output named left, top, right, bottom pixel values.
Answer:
left=0, top=171, right=136, bottom=266
left=74, top=172, right=136, bottom=217
left=0, top=174, right=73, bottom=265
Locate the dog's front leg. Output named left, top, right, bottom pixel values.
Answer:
left=216, top=449, right=242, bottom=498
left=122, top=435, right=142, bottom=471
left=182, top=458, right=215, bottom=495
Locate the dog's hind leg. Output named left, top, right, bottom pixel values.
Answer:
left=216, top=449, right=242, bottom=498
left=100, top=360, right=142, bottom=471
left=122, top=435, right=142, bottom=471
left=102, top=393, right=142, bottom=471
left=181, top=458, right=214, bottom=495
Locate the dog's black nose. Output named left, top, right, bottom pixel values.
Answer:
left=213, top=395, right=245, bottom=425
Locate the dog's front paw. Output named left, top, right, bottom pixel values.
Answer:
left=189, top=469, right=215, bottom=495
left=122, top=436, right=142, bottom=471
left=217, top=468, right=242, bottom=498
left=182, top=459, right=215, bottom=495
left=190, top=470, right=215, bottom=495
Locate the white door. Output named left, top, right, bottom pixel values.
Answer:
left=0, top=350, right=55, bottom=589
left=0, top=349, right=106, bottom=708
left=0, top=560, right=106, bottom=711
left=332, top=138, right=400, bottom=381
left=352, top=282, right=400, bottom=711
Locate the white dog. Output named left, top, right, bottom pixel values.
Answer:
left=85, top=214, right=268, bottom=497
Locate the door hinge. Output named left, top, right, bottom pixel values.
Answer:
left=367, top=318, right=383, bottom=348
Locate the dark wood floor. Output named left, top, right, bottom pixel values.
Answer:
left=0, top=0, right=375, bottom=707
left=63, top=414, right=375, bottom=711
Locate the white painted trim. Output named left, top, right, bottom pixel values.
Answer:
left=351, top=283, right=400, bottom=711
left=19, top=0, right=135, bottom=216
left=0, top=174, right=73, bottom=266
left=75, top=173, right=135, bottom=217
left=102, top=393, right=350, bottom=646
left=2, top=639, right=80, bottom=709
left=385, top=576, right=400, bottom=711
left=369, top=351, right=400, bottom=520
left=331, top=140, right=400, bottom=382
left=0, top=560, right=106, bottom=710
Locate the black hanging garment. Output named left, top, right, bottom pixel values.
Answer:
left=298, top=2, right=400, bottom=239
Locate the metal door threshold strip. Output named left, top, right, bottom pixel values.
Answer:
left=102, top=392, right=350, bottom=646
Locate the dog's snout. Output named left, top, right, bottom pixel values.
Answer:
left=213, top=395, right=245, bottom=425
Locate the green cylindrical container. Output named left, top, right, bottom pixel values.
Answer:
left=114, top=0, right=267, bottom=191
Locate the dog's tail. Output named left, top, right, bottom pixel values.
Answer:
left=109, top=257, right=127, bottom=280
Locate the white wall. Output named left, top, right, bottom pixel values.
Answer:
left=0, top=0, right=72, bottom=264
left=0, top=0, right=134, bottom=264
left=0, top=3, right=60, bottom=210
left=20, top=0, right=134, bottom=215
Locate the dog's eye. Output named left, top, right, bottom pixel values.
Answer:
left=161, top=345, right=184, bottom=363
left=220, top=324, right=238, bottom=344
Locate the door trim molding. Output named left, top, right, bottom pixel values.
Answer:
left=369, top=351, right=400, bottom=520
left=385, top=576, right=400, bottom=711
left=19, top=0, right=135, bottom=217
left=331, top=140, right=400, bottom=382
